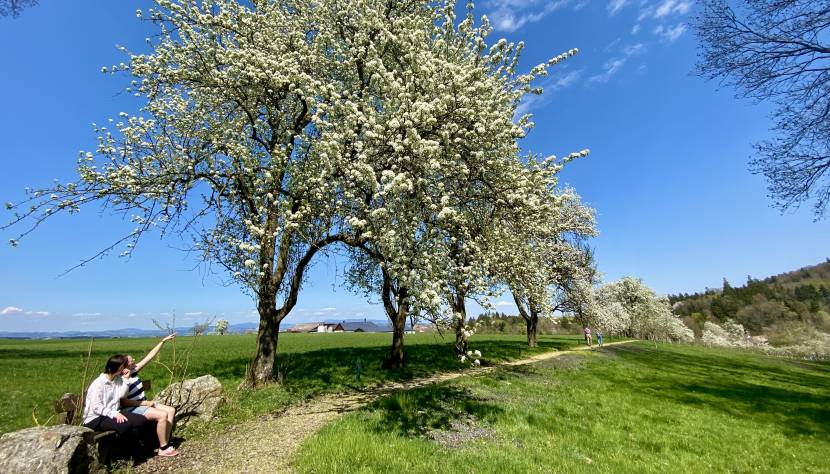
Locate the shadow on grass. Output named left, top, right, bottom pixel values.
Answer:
left=275, top=336, right=580, bottom=397
left=366, top=385, right=504, bottom=437
left=602, top=344, right=830, bottom=437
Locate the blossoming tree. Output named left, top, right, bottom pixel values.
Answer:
left=339, top=4, right=590, bottom=365
left=495, top=176, right=597, bottom=347
left=4, top=0, right=596, bottom=378
left=5, top=0, right=380, bottom=385
left=594, top=277, right=693, bottom=342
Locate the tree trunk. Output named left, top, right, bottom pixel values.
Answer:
left=245, top=234, right=342, bottom=387
left=451, top=289, right=468, bottom=356
left=381, top=270, right=408, bottom=370
left=513, top=290, right=539, bottom=348
left=249, top=309, right=281, bottom=385
left=385, top=308, right=407, bottom=369
left=526, top=311, right=539, bottom=348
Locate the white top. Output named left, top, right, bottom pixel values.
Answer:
left=82, top=373, right=128, bottom=424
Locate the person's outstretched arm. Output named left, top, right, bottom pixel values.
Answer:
left=135, top=333, right=175, bottom=372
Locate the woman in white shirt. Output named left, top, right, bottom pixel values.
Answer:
left=82, top=355, right=147, bottom=457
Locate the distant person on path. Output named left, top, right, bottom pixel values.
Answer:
left=584, top=327, right=592, bottom=346
left=122, top=333, right=178, bottom=457
left=82, top=355, right=147, bottom=459
left=597, top=330, right=603, bottom=347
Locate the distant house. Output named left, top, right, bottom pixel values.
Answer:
left=340, top=320, right=390, bottom=332
left=412, top=323, right=434, bottom=333
left=287, top=322, right=344, bottom=333
left=287, top=322, right=324, bottom=333
left=339, top=319, right=416, bottom=333
left=317, top=323, right=344, bottom=333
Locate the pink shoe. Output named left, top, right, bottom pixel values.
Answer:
left=158, top=446, right=179, bottom=457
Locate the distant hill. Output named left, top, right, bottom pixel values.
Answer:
left=670, top=259, right=830, bottom=342
left=0, top=321, right=266, bottom=340
left=0, top=319, right=405, bottom=340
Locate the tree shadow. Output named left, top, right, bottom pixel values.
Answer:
left=275, top=336, right=579, bottom=397
left=365, top=385, right=504, bottom=438
left=601, top=344, right=830, bottom=437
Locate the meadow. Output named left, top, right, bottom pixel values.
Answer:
left=0, top=332, right=585, bottom=435
left=5, top=334, right=828, bottom=473
left=295, top=342, right=830, bottom=473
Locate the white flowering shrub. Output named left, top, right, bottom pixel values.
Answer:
left=594, top=277, right=694, bottom=342
left=703, top=320, right=830, bottom=360
left=770, top=337, right=830, bottom=360
left=701, top=321, right=732, bottom=346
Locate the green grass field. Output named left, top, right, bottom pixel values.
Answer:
left=295, top=342, right=830, bottom=473
left=5, top=334, right=828, bottom=473
left=0, top=332, right=585, bottom=435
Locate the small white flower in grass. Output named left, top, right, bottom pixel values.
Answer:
left=473, top=350, right=481, bottom=358
left=474, top=359, right=480, bottom=366
left=460, top=355, right=466, bottom=362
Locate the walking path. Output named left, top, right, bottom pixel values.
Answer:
left=138, top=340, right=632, bottom=473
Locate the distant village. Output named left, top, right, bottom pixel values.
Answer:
left=284, top=319, right=433, bottom=334
left=0, top=318, right=438, bottom=340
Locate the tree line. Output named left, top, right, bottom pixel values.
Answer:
left=670, top=260, right=830, bottom=343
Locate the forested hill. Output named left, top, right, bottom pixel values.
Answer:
left=669, top=260, right=830, bottom=339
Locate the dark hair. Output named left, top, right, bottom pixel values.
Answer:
left=104, top=354, right=127, bottom=374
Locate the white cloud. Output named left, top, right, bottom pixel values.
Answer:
left=573, top=0, right=589, bottom=10
left=184, top=311, right=204, bottom=316
left=495, top=300, right=515, bottom=307
left=72, top=312, right=102, bottom=317
left=553, top=69, right=583, bottom=90
left=486, top=0, right=569, bottom=32
left=654, top=0, right=691, bottom=18
left=623, top=43, right=645, bottom=56
left=607, top=0, right=630, bottom=16
left=654, top=23, right=687, bottom=42
left=1, top=306, right=49, bottom=317
left=604, top=37, right=622, bottom=52
left=590, top=58, right=627, bottom=83
left=589, top=43, right=644, bottom=83
left=631, top=23, right=641, bottom=34
left=639, top=0, right=691, bottom=21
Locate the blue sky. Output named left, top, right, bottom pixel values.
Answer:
left=0, top=1, right=827, bottom=332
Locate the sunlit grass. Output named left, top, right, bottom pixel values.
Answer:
left=295, top=342, right=830, bottom=473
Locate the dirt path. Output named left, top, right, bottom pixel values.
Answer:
left=138, top=340, right=631, bottom=473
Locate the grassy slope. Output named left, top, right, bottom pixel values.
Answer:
left=0, top=333, right=585, bottom=434
left=295, top=342, right=830, bottom=473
